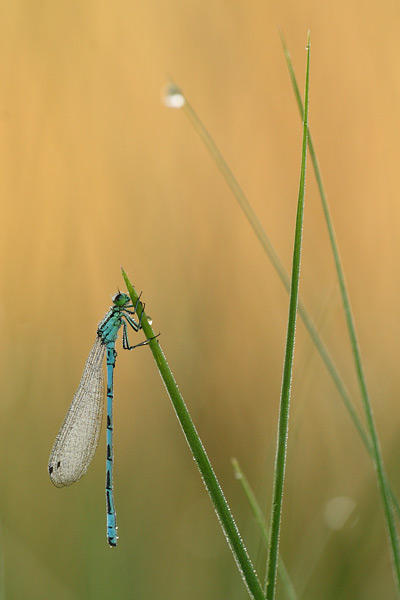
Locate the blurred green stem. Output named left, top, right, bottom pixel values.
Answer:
left=178, top=87, right=369, bottom=457
left=121, top=268, right=265, bottom=600
left=232, top=458, right=298, bottom=600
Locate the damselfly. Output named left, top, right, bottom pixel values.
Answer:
left=48, top=292, right=150, bottom=547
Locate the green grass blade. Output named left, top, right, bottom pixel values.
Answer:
left=279, top=31, right=400, bottom=594
left=121, top=268, right=265, bottom=600
left=264, top=35, right=310, bottom=600
left=166, top=43, right=400, bottom=528
left=231, top=458, right=298, bottom=600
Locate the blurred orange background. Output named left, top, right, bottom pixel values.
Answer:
left=2, top=2, right=400, bottom=599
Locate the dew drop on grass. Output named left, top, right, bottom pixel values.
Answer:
left=162, top=83, right=185, bottom=109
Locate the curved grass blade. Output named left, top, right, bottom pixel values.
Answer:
left=121, top=268, right=265, bottom=600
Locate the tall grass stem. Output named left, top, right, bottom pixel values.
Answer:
left=279, top=30, right=400, bottom=594
left=264, top=35, right=310, bottom=599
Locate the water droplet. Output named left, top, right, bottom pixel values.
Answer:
left=162, top=83, right=185, bottom=109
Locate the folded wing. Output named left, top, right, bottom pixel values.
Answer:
left=48, top=337, right=105, bottom=487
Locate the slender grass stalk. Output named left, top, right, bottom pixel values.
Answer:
left=264, top=36, right=310, bottom=600
left=163, top=33, right=400, bottom=593
left=165, top=42, right=400, bottom=526
left=279, top=31, right=400, bottom=593
left=231, top=458, right=298, bottom=600
left=121, top=268, right=265, bottom=600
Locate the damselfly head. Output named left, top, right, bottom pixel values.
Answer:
left=112, top=292, right=130, bottom=307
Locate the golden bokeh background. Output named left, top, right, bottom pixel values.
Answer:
left=2, top=2, right=400, bottom=599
